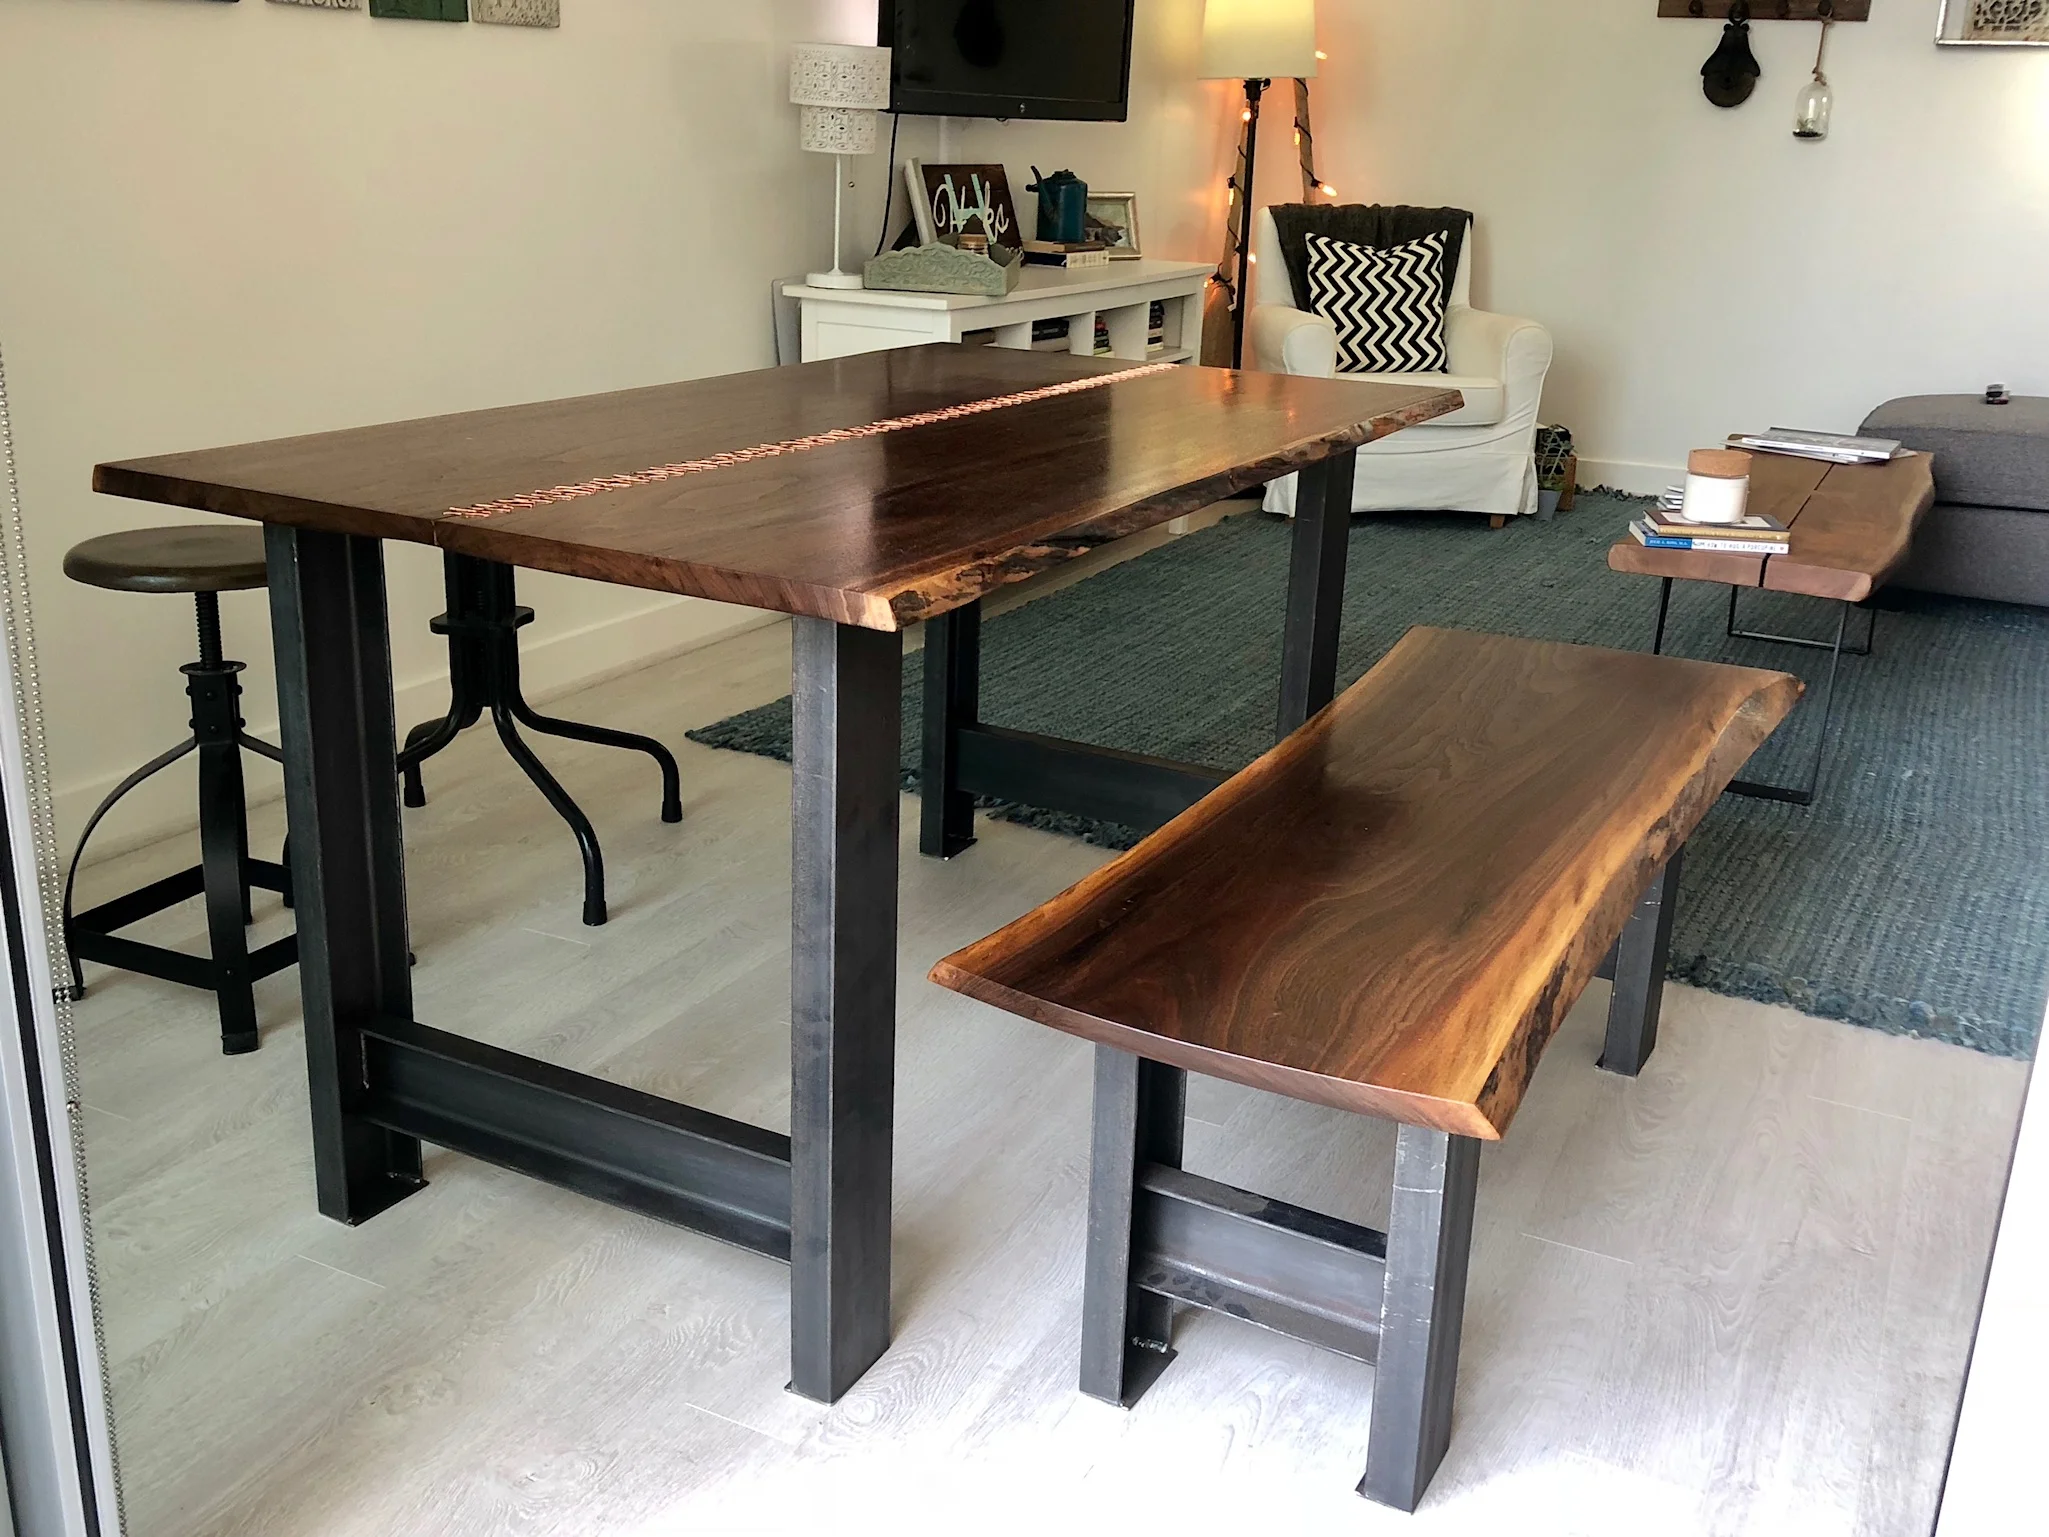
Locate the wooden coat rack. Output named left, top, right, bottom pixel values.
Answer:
left=1657, top=2, right=1868, bottom=18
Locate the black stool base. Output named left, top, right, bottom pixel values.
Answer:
left=397, top=554, right=683, bottom=929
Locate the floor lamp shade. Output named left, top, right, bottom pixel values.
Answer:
left=1200, top=0, right=1319, bottom=81
left=790, top=43, right=892, bottom=290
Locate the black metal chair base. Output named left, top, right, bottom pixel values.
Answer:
left=1649, top=576, right=1872, bottom=808
left=62, top=591, right=296, bottom=1054
left=397, top=554, right=683, bottom=928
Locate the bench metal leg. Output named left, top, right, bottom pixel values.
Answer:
left=789, top=616, right=902, bottom=1404
left=1081, top=1046, right=1186, bottom=1408
left=266, top=524, right=427, bottom=1225
left=1277, top=448, right=1358, bottom=738
left=1361, top=1124, right=1481, bottom=1513
left=1600, top=851, right=1684, bottom=1078
left=919, top=601, right=980, bottom=859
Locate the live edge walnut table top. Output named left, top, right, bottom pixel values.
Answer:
left=1607, top=450, right=1936, bottom=604
left=95, top=346, right=1462, bottom=632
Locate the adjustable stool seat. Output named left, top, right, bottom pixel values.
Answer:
left=62, top=525, right=296, bottom=1054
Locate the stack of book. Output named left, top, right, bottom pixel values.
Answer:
left=1727, top=428, right=1904, bottom=465
left=1022, top=240, right=1111, bottom=270
left=1630, top=507, right=1790, bottom=555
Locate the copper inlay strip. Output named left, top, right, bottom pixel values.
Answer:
left=445, top=362, right=1181, bottom=520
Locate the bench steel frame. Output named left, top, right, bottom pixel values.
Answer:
left=1647, top=575, right=1876, bottom=808
left=1080, top=855, right=1685, bottom=1513
left=262, top=449, right=1358, bottom=1408
left=920, top=452, right=1359, bottom=857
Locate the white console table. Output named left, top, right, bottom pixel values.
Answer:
left=790, top=258, right=1214, bottom=365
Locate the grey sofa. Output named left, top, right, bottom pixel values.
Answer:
left=1861, top=394, right=2049, bottom=608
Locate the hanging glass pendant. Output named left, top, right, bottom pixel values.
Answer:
left=1794, top=15, right=1834, bottom=141
left=1794, top=71, right=1833, bottom=139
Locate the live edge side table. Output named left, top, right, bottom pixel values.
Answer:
left=93, top=345, right=1459, bottom=1403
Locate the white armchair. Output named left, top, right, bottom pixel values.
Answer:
left=1251, top=208, right=1554, bottom=523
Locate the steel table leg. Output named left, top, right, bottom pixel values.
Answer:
left=919, top=601, right=980, bottom=859
left=1277, top=448, right=1359, bottom=738
left=265, top=525, right=426, bottom=1225
left=788, top=616, right=902, bottom=1403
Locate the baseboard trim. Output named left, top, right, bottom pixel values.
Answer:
left=56, top=596, right=776, bottom=867
left=1578, top=458, right=1681, bottom=498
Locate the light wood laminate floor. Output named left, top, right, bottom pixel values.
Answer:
left=72, top=613, right=2028, bottom=1537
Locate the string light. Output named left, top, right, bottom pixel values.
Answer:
left=1212, top=52, right=1335, bottom=319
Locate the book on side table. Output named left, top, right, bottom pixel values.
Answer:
left=1631, top=517, right=1790, bottom=555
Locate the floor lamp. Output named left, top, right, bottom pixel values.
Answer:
left=1202, top=0, right=1320, bottom=368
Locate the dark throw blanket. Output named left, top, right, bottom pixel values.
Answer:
left=1269, top=203, right=1471, bottom=313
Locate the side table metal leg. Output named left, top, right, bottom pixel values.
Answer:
left=1727, top=600, right=1853, bottom=806
left=266, top=525, right=426, bottom=1225
left=1651, top=576, right=1674, bottom=656
left=788, top=616, right=902, bottom=1403
left=1277, top=448, right=1358, bottom=738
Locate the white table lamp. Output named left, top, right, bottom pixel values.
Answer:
left=790, top=42, right=892, bottom=290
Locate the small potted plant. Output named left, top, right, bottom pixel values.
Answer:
left=1535, top=425, right=1578, bottom=520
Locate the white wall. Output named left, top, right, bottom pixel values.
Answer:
left=0, top=0, right=882, bottom=850
left=1301, top=0, right=2049, bottom=488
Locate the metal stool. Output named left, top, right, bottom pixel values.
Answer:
left=62, top=526, right=296, bottom=1055
left=396, top=552, right=682, bottom=927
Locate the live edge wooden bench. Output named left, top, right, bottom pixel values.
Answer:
left=931, top=627, right=1800, bottom=1513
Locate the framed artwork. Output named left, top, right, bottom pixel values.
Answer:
left=1938, top=0, right=2049, bottom=43
left=905, top=161, right=1021, bottom=249
left=1084, top=192, right=1142, bottom=259
left=474, top=0, right=558, bottom=22
left=369, top=0, right=468, bottom=19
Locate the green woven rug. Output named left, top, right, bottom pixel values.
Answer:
left=691, top=493, right=2049, bottom=1059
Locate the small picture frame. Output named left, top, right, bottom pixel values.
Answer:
left=1937, top=0, right=2049, bottom=44
left=904, top=160, right=1022, bottom=250
left=1083, top=192, right=1143, bottom=259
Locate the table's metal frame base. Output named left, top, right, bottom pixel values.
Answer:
left=266, top=524, right=901, bottom=1405
left=1078, top=854, right=1680, bottom=1512
left=260, top=448, right=1355, bottom=1409
left=919, top=452, right=1358, bottom=857
left=1648, top=575, right=1876, bottom=808
left=63, top=590, right=297, bottom=1054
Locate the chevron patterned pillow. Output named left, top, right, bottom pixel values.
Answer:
left=1303, top=230, right=1450, bottom=374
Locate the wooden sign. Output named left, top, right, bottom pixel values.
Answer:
left=906, top=162, right=1022, bottom=250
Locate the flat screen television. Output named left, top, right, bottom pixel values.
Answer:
left=880, top=1, right=1137, bottom=122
